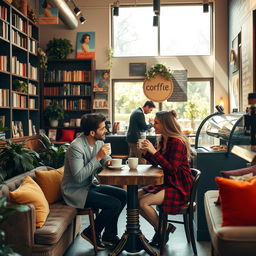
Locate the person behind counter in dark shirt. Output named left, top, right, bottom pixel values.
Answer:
left=126, top=100, right=156, bottom=163
left=137, top=110, right=193, bottom=247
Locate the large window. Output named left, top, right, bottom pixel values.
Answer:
left=113, top=80, right=212, bottom=132
left=112, top=4, right=211, bottom=57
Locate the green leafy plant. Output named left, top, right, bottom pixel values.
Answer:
left=38, top=134, right=69, bottom=168
left=38, top=48, right=48, bottom=71
left=0, top=184, right=29, bottom=256
left=146, top=64, right=173, bottom=81
left=44, top=102, right=65, bottom=122
left=184, top=101, right=200, bottom=131
left=46, top=38, right=74, bottom=59
left=13, top=79, right=28, bottom=93
left=27, top=6, right=37, bottom=23
left=0, top=141, right=40, bottom=180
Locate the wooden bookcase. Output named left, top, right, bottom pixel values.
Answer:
left=0, top=0, right=39, bottom=140
left=41, top=58, right=95, bottom=140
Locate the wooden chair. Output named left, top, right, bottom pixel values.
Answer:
left=158, top=168, right=201, bottom=255
left=77, top=208, right=99, bottom=254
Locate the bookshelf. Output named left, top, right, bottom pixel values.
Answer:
left=42, top=58, right=95, bottom=140
left=0, top=0, right=39, bottom=140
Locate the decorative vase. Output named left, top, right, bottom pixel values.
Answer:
left=50, top=120, right=58, bottom=127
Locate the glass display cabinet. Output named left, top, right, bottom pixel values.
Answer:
left=194, top=111, right=250, bottom=155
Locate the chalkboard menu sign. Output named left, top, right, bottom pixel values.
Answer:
left=167, top=70, right=187, bottom=102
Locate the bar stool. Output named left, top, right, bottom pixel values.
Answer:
left=77, top=208, right=99, bottom=254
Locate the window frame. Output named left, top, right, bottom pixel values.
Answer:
left=111, top=3, right=213, bottom=57
left=112, top=78, right=214, bottom=125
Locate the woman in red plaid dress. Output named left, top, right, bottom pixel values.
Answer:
left=138, top=110, right=193, bottom=246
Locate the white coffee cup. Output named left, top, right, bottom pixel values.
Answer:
left=111, top=158, right=122, bottom=167
left=104, top=143, right=111, bottom=155
left=140, top=132, right=146, bottom=139
left=138, top=139, right=145, bottom=149
left=126, top=157, right=138, bottom=169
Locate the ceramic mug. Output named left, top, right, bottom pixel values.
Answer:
left=126, top=157, right=138, bottom=169
left=111, top=158, right=122, bottom=167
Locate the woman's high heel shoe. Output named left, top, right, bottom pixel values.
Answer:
left=149, top=231, right=159, bottom=247
left=165, top=223, right=176, bottom=244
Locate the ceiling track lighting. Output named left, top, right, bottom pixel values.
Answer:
left=113, top=0, right=120, bottom=16
left=74, top=7, right=81, bottom=16
left=79, top=16, right=86, bottom=24
left=153, top=0, right=160, bottom=16
left=203, top=0, right=209, bottom=13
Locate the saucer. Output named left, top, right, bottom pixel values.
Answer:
left=108, top=165, right=123, bottom=169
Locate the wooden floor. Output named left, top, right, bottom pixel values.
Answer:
left=64, top=208, right=211, bottom=256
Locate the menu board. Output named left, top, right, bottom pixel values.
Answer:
left=167, top=70, right=187, bottom=102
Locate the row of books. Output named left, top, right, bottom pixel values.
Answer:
left=29, top=38, right=37, bottom=54
left=0, top=5, right=8, bottom=21
left=45, top=70, right=91, bottom=82
left=12, top=13, right=27, bottom=34
left=28, top=83, right=37, bottom=95
left=12, top=119, right=37, bottom=138
left=44, top=84, right=92, bottom=96
left=0, top=20, right=8, bottom=40
left=43, top=99, right=91, bottom=111
left=12, top=28, right=27, bottom=49
left=12, top=92, right=27, bottom=108
left=0, top=55, right=8, bottom=72
left=0, top=88, right=9, bottom=107
left=11, top=56, right=38, bottom=79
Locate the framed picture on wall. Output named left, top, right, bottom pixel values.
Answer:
left=230, top=36, right=239, bottom=73
left=129, top=63, right=147, bottom=76
left=93, top=70, right=110, bottom=92
left=76, top=32, right=96, bottom=59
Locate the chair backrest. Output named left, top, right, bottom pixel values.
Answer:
left=188, top=168, right=201, bottom=211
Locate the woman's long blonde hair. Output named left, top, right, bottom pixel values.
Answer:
left=155, top=110, right=191, bottom=159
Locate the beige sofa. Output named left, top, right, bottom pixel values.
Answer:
left=0, top=166, right=81, bottom=256
left=204, top=190, right=256, bottom=256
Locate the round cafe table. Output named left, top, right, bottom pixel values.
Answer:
left=98, top=164, right=164, bottom=256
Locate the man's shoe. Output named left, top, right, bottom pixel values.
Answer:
left=81, top=227, right=106, bottom=251
left=102, top=235, right=120, bottom=246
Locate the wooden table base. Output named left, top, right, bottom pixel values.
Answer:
left=108, top=185, right=158, bottom=256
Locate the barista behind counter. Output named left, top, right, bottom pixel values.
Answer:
left=105, top=134, right=157, bottom=156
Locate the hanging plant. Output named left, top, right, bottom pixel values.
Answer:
left=38, top=48, right=48, bottom=71
left=146, top=64, right=173, bottom=81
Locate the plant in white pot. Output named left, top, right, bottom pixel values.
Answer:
left=44, top=102, right=64, bottom=127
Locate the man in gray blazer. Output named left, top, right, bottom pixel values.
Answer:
left=62, top=114, right=127, bottom=250
left=126, top=101, right=155, bottom=163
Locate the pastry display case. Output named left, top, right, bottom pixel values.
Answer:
left=194, top=111, right=250, bottom=154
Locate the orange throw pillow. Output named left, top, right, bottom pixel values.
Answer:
left=9, top=176, right=49, bottom=228
left=216, top=177, right=256, bottom=226
left=35, top=167, right=64, bottom=204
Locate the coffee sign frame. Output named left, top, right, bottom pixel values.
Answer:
left=143, top=75, right=174, bottom=102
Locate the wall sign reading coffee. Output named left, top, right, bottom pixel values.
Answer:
left=143, top=75, right=174, bottom=102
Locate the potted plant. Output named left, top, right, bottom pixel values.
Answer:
left=0, top=141, right=40, bottom=180
left=46, top=38, right=74, bottom=59
left=44, top=102, right=65, bottom=127
left=38, top=134, right=69, bottom=168
left=13, top=79, right=28, bottom=93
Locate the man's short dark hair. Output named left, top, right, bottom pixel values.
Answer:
left=81, top=114, right=106, bottom=136
left=143, top=101, right=156, bottom=108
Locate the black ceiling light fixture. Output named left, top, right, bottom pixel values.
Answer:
left=79, top=16, right=86, bottom=24
left=113, top=0, right=120, bottom=16
left=203, top=0, right=209, bottom=13
left=153, top=0, right=160, bottom=26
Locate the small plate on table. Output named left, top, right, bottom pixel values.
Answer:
left=108, top=165, right=124, bottom=170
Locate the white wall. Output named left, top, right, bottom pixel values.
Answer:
left=39, top=0, right=228, bottom=112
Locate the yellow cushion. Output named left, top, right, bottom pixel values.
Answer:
left=35, top=167, right=64, bottom=204
left=9, top=176, right=49, bottom=228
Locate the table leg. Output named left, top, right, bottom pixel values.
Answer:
left=108, top=185, right=158, bottom=256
